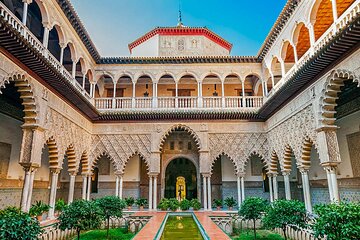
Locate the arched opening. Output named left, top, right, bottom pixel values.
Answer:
left=113, top=75, right=133, bottom=108
left=62, top=43, right=75, bottom=73
left=337, top=0, right=356, bottom=18
left=158, top=74, right=176, bottom=108
left=281, top=41, right=296, bottom=71
left=210, top=154, right=237, bottom=206
left=84, top=70, right=92, bottom=94
left=270, top=57, right=282, bottom=85
left=135, top=75, right=153, bottom=108
left=123, top=154, right=149, bottom=200
left=74, top=58, right=85, bottom=86
left=95, top=74, right=114, bottom=98
left=224, top=74, right=242, bottom=108
left=202, top=74, right=222, bottom=108
left=26, top=1, right=44, bottom=41
left=1, top=0, right=23, bottom=22
left=47, top=26, right=62, bottom=61
left=293, top=23, right=311, bottom=59
left=160, top=126, right=200, bottom=202
left=177, top=74, right=198, bottom=108
left=165, top=158, right=197, bottom=200
left=310, top=0, right=334, bottom=41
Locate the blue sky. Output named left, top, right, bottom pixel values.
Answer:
left=71, top=0, right=287, bottom=57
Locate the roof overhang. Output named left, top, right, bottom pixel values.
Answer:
left=128, top=27, right=233, bottom=53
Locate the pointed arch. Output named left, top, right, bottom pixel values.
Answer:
left=45, top=136, right=59, bottom=169
left=65, top=144, right=77, bottom=174
left=319, top=69, right=360, bottom=127
left=211, top=152, right=238, bottom=175
left=1, top=72, right=39, bottom=125
left=120, top=151, right=150, bottom=174
left=245, top=151, right=269, bottom=174
left=91, top=151, right=119, bottom=173
left=159, top=124, right=201, bottom=151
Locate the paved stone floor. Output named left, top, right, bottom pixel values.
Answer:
left=133, top=211, right=230, bottom=240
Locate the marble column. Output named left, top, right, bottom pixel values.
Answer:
left=283, top=172, right=291, bottom=200
left=26, top=169, right=36, bottom=212
left=203, top=175, right=207, bottom=210
left=272, top=174, right=278, bottom=200
left=21, top=167, right=31, bottom=212
left=22, top=1, right=29, bottom=25
left=175, top=82, right=179, bottom=108
left=59, top=45, right=65, bottom=65
left=324, top=165, right=340, bottom=202
left=81, top=175, right=87, bottom=200
left=86, top=175, right=91, bottom=201
left=153, top=175, right=158, bottom=211
left=132, top=82, right=136, bottom=108
left=300, top=169, right=312, bottom=213
left=221, top=81, right=225, bottom=108
left=268, top=175, right=274, bottom=202
left=115, top=175, right=119, bottom=197
left=48, top=169, right=60, bottom=219
left=237, top=176, right=241, bottom=208
left=119, top=175, right=123, bottom=199
left=68, top=173, right=76, bottom=204
left=42, top=26, right=50, bottom=49
left=148, top=175, right=153, bottom=210
left=241, top=81, right=246, bottom=107
left=240, top=175, right=245, bottom=203
left=207, top=176, right=212, bottom=211
left=71, top=61, right=76, bottom=79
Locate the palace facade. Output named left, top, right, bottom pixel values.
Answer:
left=0, top=0, right=359, bottom=218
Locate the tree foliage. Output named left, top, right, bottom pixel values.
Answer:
left=311, top=202, right=360, bottom=240
left=238, top=197, right=268, bottom=238
left=262, top=200, right=307, bottom=240
left=58, top=199, right=102, bottom=240
left=0, top=207, right=42, bottom=240
left=96, top=196, right=126, bottom=238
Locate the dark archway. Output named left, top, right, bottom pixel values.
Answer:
left=165, top=158, right=197, bottom=200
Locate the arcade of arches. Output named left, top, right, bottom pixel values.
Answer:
left=0, top=0, right=359, bottom=218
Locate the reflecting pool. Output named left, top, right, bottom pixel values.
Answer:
left=160, top=215, right=204, bottom=240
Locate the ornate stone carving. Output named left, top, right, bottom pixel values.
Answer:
left=208, top=132, right=268, bottom=173
left=90, top=134, right=152, bottom=173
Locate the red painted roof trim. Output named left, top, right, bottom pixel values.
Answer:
left=128, top=27, right=233, bottom=53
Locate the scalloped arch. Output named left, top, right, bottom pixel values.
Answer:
left=120, top=151, right=150, bottom=174
left=319, top=69, right=360, bottom=127
left=210, top=152, right=238, bottom=175
left=159, top=124, right=201, bottom=151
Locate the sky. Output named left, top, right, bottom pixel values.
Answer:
left=71, top=0, right=287, bottom=57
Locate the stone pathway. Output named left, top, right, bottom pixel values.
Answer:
left=133, top=211, right=230, bottom=240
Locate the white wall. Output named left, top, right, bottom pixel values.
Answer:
left=335, top=110, right=360, bottom=178
left=221, top=155, right=236, bottom=181
left=123, top=155, right=140, bottom=181
left=131, top=35, right=159, bottom=57
left=0, top=113, right=24, bottom=180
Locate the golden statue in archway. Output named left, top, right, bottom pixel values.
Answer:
left=176, top=176, right=186, bottom=201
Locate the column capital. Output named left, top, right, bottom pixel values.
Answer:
left=50, top=168, right=62, bottom=174
left=202, top=173, right=211, bottom=178
left=236, top=172, right=246, bottom=178
left=20, top=162, right=39, bottom=172
left=321, top=162, right=338, bottom=173
left=299, top=168, right=310, bottom=174
left=149, top=172, right=159, bottom=177
left=282, top=171, right=291, bottom=176
left=69, top=172, right=77, bottom=177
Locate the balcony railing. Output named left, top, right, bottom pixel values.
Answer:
left=0, top=2, right=92, bottom=102
left=95, top=96, right=263, bottom=111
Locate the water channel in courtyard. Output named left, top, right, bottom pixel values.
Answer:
left=156, top=213, right=209, bottom=240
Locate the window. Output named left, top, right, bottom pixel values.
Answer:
left=178, top=141, right=183, bottom=150
left=178, top=39, right=185, bottom=51
left=170, top=141, right=175, bottom=150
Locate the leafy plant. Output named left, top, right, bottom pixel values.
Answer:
left=124, top=197, right=135, bottom=207
left=180, top=199, right=191, bottom=211
left=29, top=200, right=50, bottom=217
left=213, top=199, right=223, bottom=208
left=190, top=198, right=201, bottom=210
left=224, top=196, right=237, bottom=208
left=238, top=197, right=268, bottom=239
left=55, top=198, right=66, bottom=212
left=168, top=198, right=180, bottom=211
left=0, top=207, right=42, bottom=240
left=135, top=198, right=148, bottom=207
left=311, top=202, right=360, bottom=240
left=58, top=199, right=103, bottom=240
left=158, top=198, right=169, bottom=211
left=96, top=196, right=126, bottom=238
left=262, top=199, right=307, bottom=240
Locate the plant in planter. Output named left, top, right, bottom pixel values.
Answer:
left=168, top=198, right=180, bottom=211
left=213, top=199, right=223, bottom=210
left=180, top=199, right=191, bottom=211
left=135, top=198, right=148, bottom=211
left=29, top=200, right=50, bottom=221
left=55, top=198, right=66, bottom=216
left=158, top=198, right=169, bottom=211
left=224, top=197, right=237, bottom=210
left=0, top=207, right=42, bottom=239
left=124, top=197, right=135, bottom=210
left=190, top=199, right=201, bottom=211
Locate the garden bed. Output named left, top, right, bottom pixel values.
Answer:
left=73, top=228, right=134, bottom=240
left=232, top=230, right=284, bottom=240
